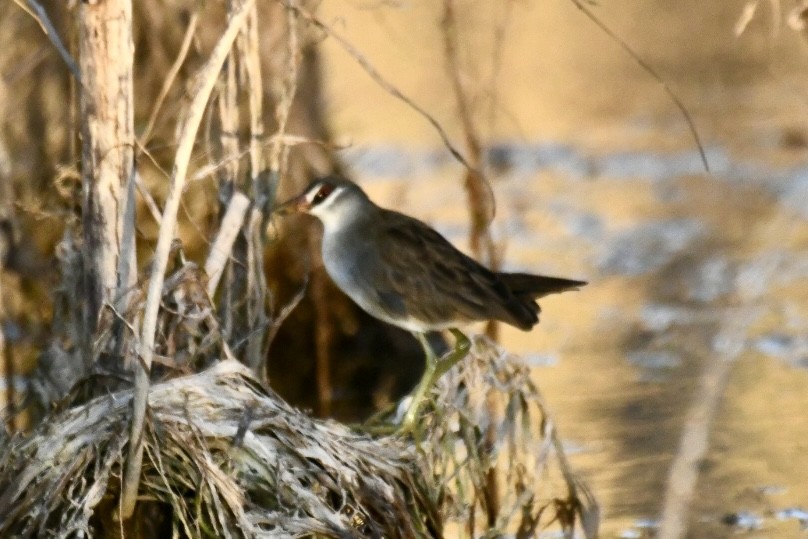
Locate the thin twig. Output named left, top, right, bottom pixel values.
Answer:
left=121, top=0, right=256, bottom=518
left=135, top=177, right=163, bottom=224
left=441, top=0, right=496, bottom=249
left=262, top=274, right=308, bottom=367
left=569, top=0, right=710, bottom=172
left=287, top=1, right=475, bottom=172
left=14, top=0, right=81, bottom=82
left=139, top=12, right=200, bottom=147
left=190, top=135, right=347, bottom=183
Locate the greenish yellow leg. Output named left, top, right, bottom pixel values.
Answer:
left=398, top=329, right=471, bottom=433
left=435, top=329, right=471, bottom=378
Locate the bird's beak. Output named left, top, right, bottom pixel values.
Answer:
left=273, top=193, right=310, bottom=216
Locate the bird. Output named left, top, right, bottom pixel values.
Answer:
left=274, top=175, right=585, bottom=431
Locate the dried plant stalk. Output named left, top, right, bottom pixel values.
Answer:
left=441, top=0, right=496, bottom=262
left=205, top=191, right=251, bottom=297
left=239, top=2, right=271, bottom=373
left=217, top=44, right=240, bottom=187
left=122, top=0, right=256, bottom=517
left=139, top=11, right=199, bottom=146
left=77, top=0, right=137, bottom=353
left=440, top=3, right=503, bottom=521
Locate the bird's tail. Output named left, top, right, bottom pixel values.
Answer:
left=498, top=272, right=587, bottom=299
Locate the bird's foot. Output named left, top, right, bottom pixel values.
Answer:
left=397, top=329, right=472, bottom=434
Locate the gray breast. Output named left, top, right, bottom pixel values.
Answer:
left=320, top=225, right=416, bottom=329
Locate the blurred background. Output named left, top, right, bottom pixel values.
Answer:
left=1, top=0, right=808, bottom=537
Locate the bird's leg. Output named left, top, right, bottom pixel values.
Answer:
left=398, top=329, right=471, bottom=433
left=435, top=328, right=471, bottom=378
left=399, top=332, right=437, bottom=433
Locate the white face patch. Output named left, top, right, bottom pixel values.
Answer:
left=306, top=185, right=353, bottom=228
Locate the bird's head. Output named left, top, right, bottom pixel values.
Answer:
left=274, top=176, right=371, bottom=228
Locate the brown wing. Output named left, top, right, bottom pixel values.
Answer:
left=371, top=209, right=538, bottom=330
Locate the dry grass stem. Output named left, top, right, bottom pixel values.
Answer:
left=240, top=3, right=272, bottom=373
left=139, top=11, right=200, bottom=146
left=440, top=0, right=496, bottom=261
left=363, top=336, right=600, bottom=538
left=427, top=337, right=599, bottom=538
left=123, top=0, right=256, bottom=517
left=269, top=1, right=300, bottom=177
left=205, top=191, right=251, bottom=297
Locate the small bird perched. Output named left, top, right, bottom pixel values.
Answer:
left=275, top=176, right=585, bottom=431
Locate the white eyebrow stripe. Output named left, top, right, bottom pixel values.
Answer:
left=304, top=186, right=320, bottom=204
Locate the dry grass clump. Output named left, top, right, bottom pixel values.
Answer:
left=0, top=359, right=436, bottom=538
left=0, top=335, right=597, bottom=538
left=420, top=337, right=598, bottom=538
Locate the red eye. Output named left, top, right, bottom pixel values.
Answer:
left=313, top=183, right=334, bottom=204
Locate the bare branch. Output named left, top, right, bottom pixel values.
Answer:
left=77, top=0, right=137, bottom=371
left=139, top=12, right=199, bottom=146
left=263, top=275, right=308, bottom=364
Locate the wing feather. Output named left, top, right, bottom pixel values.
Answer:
left=371, top=209, right=535, bottom=329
